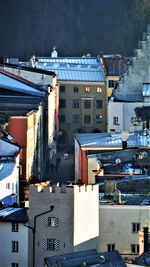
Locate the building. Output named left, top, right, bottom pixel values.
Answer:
left=74, top=130, right=150, bottom=185
left=30, top=56, right=107, bottom=147
left=2, top=63, right=59, bottom=158
left=44, top=249, right=127, bottom=267
left=99, top=204, right=150, bottom=261
left=0, top=207, right=28, bottom=267
left=28, top=183, right=99, bottom=267
left=108, top=25, right=150, bottom=133
left=0, top=138, right=20, bottom=205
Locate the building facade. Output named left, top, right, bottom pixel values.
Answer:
left=28, top=183, right=99, bottom=267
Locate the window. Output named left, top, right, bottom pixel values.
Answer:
left=107, top=244, right=115, bottom=252
left=11, top=263, right=19, bottom=267
left=60, top=115, right=65, bottom=123
left=45, top=217, right=58, bottom=227
left=131, top=244, right=139, bottom=254
left=84, top=115, right=91, bottom=124
left=113, top=116, right=119, bottom=125
left=96, top=100, right=103, bottom=108
left=12, top=222, right=19, bottom=232
left=108, top=80, right=117, bottom=88
left=59, top=99, right=66, bottom=108
left=84, top=100, right=91, bottom=109
left=85, top=86, right=91, bottom=92
left=96, top=115, right=103, bottom=124
left=60, top=86, right=65, bottom=93
left=74, top=87, right=79, bottom=93
left=43, top=238, right=59, bottom=251
left=12, top=241, right=19, bottom=252
left=72, top=99, right=79, bottom=108
left=73, top=115, right=80, bottom=124
left=6, top=183, right=10, bottom=190
left=132, top=223, right=140, bottom=233
left=97, top=87, right=102, bottom=93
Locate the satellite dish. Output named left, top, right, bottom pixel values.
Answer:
left=116, top=158, right=121, bottom=164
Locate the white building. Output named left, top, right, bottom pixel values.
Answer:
left=99, top=204, right=150, bottom=260
left=28, top=183, right=99, bottom=267
left=0, top=138, right=20, bottom=205
left=0, top=207, right=28, bottom=267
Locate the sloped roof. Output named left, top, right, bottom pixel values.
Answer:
left=0, top=69, right=45, bottom=97
left=75, top=130, right=150, bottom=150
left=35, top=57, right=105, bottom=82
left=0, top=160, right=16, bottom=180
left=45, top=249, right=127, bottom=267
left=0, top=138, right=20, bottom=156
left=0, top=207, right=28, bottom=222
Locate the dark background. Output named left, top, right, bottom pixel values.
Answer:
left=0, top=0, right=150, bottom=60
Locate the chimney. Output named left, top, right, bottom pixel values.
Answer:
left=51, top=47, right=58, bottom=58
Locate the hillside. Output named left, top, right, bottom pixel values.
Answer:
left=0, top=0, right=150, bottom=60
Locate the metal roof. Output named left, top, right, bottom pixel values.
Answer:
left=143, top=83, right=150, bottom=96
left=36, top=57, right=105, bottom=82
left=75, top=130, right=150, bottom=149
left=0, top=138, right=20, bottom=156
left=0, top=207, right=28, bottom=222
left=0, top=161, right=16, bottom=180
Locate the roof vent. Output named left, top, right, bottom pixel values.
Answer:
left=99, top=255, right=106, bottom=264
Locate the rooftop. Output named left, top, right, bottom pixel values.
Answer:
left=0, top=207, right=28, bottom=222
left=35, top=57, right=105, bottom=82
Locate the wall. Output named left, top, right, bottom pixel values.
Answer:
left=74, top=184, right=99, bottom=250
left=99, top=205, right=150, bottom=256
left=0, top=222, right=28, bottom=267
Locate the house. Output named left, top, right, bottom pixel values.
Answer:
left=44, top=249, right=127, bottom=267
left=74, top=130, right=150, bottom=184
left=0, top=138, right=20, bottom=205
left=29, top=56, right=107, bottom=147
left=107, top=25, right=150, bottom=133
left=0, top=207, right=28, bottom=267
left=2, top=63, right=59, bottom=158
left=0, top=68, right=46, bottom=205
left=28, top=183, right=99, bottom=267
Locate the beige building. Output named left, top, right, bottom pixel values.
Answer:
left=28, top=183, right=99, bottom=267
left=35, top=56, right=107, bottom=147
left=99, top=205, right=150, bottom=260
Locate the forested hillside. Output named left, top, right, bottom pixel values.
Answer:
left=0, top=0, right=150, bottom=60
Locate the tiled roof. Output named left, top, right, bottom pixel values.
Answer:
left=36, top=57, right=105, bottom=82
left=0, top=207, right=28, bottom=222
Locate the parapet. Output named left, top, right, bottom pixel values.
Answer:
left=30, top=183, right=98, bottom=194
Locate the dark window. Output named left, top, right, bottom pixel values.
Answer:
left=11, top=263, right=19, bottom=267
left=131, top=244, right=139, bottom=254
left=12, top=241, right=19, bottom=253
left=96, top=100, right=103, bottom=108
left=96, top=115, right=103, bottom=124
left=12, top=222, right=19, bottom=232
left=84, top=100, right=91, bottom=109
left=108, top=80, right=117, bottom=88
left=84, top=115, right=91, bottom=124
left=74, top=87, right=79, bottom=93
left=60, top=86, right=65, bottom=92
left=113, top=117, right=119, bottom=125
left=59, top=99, right=66, bottom=108
left=73, top=115, right=80, bottom=124
left=85, top=86, right=91, bottom=92
left=60, top=115, right=65, bottom=123
left=107, top=244, right=115, bottom=252
left=43, top=239, right=59, bottom=251
left=45, top=217, right=59, bottom=227
left=132, top=223, right=140, bottom=233
left=72, top=99, right=79, bottom=108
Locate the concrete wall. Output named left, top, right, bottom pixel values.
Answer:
left=0, top=222, right=28, bottom=267
left=99, top=205, right=150, bottom=256
left=28, top=184, right=99, bottom=267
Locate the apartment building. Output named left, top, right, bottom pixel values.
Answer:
left=33, top=56, right=107, bottom=146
